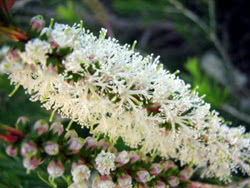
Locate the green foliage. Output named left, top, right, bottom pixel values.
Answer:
left=56, top=0, right=78, bottom=22
left=184, top=58, right=229, bottom=108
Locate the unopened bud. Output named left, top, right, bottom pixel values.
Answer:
left=92, top=176, right=115, bottom=188
left=34, top=120, right=48, bottom=135
left=168, top=176, right=180, bottom=187
left=6, top=145, right=18, bottom=157
left=23, top=157, right=42, bottom=170
left=68, top=137, right=84, bottom=153
left=50, top=122, right=64, bottom=136
left=71, top=164, right=91, bottom=183
left=6, top=49, right=20, bottom=63
left=162, top=161, right=176, bottom=172
left=179, top=167, right=193, bottom=181
left=118, top=174, right=132, bottom=188
left=130, top=154, right=140, bottom=164
left=97, top=139, right=109, bottom=150
left=44, top=141, right=59, bottom=156
left=30, top=15, right=45, bottom=32
left=136, top=169, right=150, bottom=184
left=84, top=136, right=97, bottom=150
left=116, top=151, right=130, bottom=166
left=21, top=141, right=37, bottom=157
left=47, top=160, right=64, bottom=178
left=150, top=163, right=162, bottom=176
left=154, top=181, right=166, bottom=188
left=16, top=116, right=29, bottom=126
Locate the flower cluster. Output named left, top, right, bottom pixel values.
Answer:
left=0, top=15, right=250, bottom=181
left=1, top=117, right=192, bottom=188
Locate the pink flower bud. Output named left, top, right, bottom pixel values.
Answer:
left=16, top=116, right=29, bottom=125
left=6, top=49, right=20, bottom=63
left=44, top=141, right=59, bottom=156
left=47, top=160, right=64, bottom=178
left=150, top=163, right=162, bottom=176
left=21, top=141, right=37, bottom=157
left=50, top=122, right=64, bottom=136
left=71, top=160, right=86, bottom=172
left=71, top=164, right=91, bottom=183
left=168, top=176, right=180, bottom=187
left=130, top=154, right=140, bottom=164
left=34, top=120, right=48, bottom=135
left=30, top=15, right=45, bottom=32
left=6, top=145, right=18, bottom=157
left=92, top=176, right=115, bottom=188
left=97, top=139, right=109, bottom=150
left=50, top=41, right=60, bottom=49
left=179, top=167, right=193, bottom=181
left=154, top=181, right=166, bottom=188
left=161, top=161, right=176, bottom=172
left=68, top=137, right=84, bottom=153
left=116, top=151, right=130, bottom=166
left=84, top=136, right=97, bottom=150
left=118, top=174, right=132, bottom=188
left=136, top=169, right=150, bottom=184
left=23, top=157, right=42, bottom=170
left=65, top=130, right=78, bottom=140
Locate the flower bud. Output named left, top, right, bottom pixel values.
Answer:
left=44, top=141, right=59, bottom=156
left=65, top=130, right=78, bottom=140
left=92, top=176, right=115, bottom=188
left=162, top=161, right=176, bottom=172
left=84, top=136, right=97, bottom=150
left=30, top=15, right=45, bottom=32
left=150, top=163, right=162, bottom=176
left=6, top=145, right=18, bottom=157
left=95, top=151, right=116, bottom=176
left=136, top=169, right=150, bottom=184
left=21, top=141, right=37, bottom=157
left=71, top=164, right=91, bottom=183
left=6, top=49, right=20, bottom=63
left=118, top=174, right=132, bottom=188
left=130, top=154, right=140, bottom=164
left=50, top=122, right=64, bottom=136
left=154, top=181, right=166, bottom=188
left=47, top=160, right=64, bottom=178
left=179, top=167, right=193, bottom=181
left=97, top=139, right=109, bottom=150
left=34, top=120, right=48, bottom=135
left=72, top=160, right=86, bottom=172
left=68, top=137, right=84, bottom=153
left=23, top=157, right=42, bottom=170
left=16, top=116, right=29, bottom=126
left=69, top=182, right=88, bottom=188
left=168, top=176, right=180, bottom=187
left=116, top=151, right=130, bottom=166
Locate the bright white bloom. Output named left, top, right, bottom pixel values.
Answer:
left=19, top=38, right=51, bottom=67
left=1, top=21, right=250, bottom=181
left=71, top=164, right=91, bottom=183
left=48, top=23, right=79, bottom=48
left=95, top=150, right=116, bottom=175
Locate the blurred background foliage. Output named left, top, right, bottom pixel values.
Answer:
left=0, top=0, right=250, bottom=187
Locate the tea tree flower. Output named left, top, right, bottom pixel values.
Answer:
left=1, top=18, right=250, bottom=180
